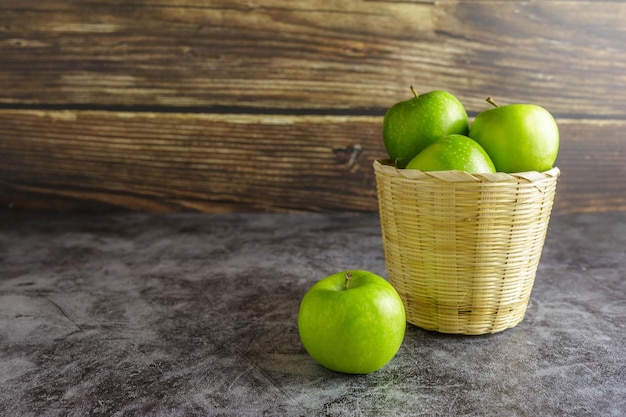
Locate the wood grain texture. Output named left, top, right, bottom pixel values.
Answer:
left=1, top=110, right=624, bottom=213
left=0, top=110, right=382, bottom=212
left=0, top=0, right=624, bottom=213
left=0, top=1, right=624, bottom=116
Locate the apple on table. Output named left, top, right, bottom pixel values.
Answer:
left=298, top=270, right=406, bottom=374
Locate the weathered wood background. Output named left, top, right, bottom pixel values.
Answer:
left=1, top=0, right=624, bottom=213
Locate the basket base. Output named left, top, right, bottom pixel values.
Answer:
left=403, top=300, right=530, bottom=335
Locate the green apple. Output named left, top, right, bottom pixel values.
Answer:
left=469, top=98, right=560, bottom=173
left=298, top=270, right=405, bottom=374
left=405, top=134, right=496, bottom=173
left=383, top=87, right=469, bottom=168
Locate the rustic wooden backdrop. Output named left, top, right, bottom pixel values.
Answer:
left=1, top=0, right=624, bottom=213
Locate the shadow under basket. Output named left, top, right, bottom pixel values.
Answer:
left=373, top=159, right=560, bottom=335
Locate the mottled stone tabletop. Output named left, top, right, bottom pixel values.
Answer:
left=1, top=211, right=624, bottom=416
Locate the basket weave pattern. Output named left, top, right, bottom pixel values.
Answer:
left=374, top=159, right=560, bottom=335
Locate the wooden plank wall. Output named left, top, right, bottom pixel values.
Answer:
left=1, top=0, right=624, bottom=213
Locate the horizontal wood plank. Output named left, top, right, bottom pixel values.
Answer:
left=0, top=1, right=624, bottom=116
left=0, top=110, right=624, bottom=213
left=0, top=110, right=383, bottom=212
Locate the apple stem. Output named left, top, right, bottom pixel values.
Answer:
left=486, top=97, right=499, bottom=108
left=410, top=85, right=419, bottom=99
left=344, top=272, right=352, bottom=290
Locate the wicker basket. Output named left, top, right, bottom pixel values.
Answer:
left=373, top=159, right=560, bottom=335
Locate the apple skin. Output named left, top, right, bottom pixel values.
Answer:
left=383, top=89, right=469, bottom=168
left=405, top=134, right=496, bottom=173
left=469, top=103, right=559, bottom=173
left=298, top=270, right=406, bottom=374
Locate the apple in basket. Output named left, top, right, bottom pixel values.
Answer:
left=469, top=97, right=560, bottom=173
left=382, top=86, right=469, bottom=168
left=405, top=134, right=496, bottom=174
left=298, top=270, right=406, bottom=374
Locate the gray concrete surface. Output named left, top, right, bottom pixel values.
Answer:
left=1, top=211, right=624, bottom=416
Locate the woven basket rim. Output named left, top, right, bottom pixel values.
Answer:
left=373, top=159, right=560, bottom=183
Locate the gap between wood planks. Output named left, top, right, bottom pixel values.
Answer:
left=1, top=103, right=625, bottom=121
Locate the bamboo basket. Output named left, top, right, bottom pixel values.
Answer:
left=373, top=159, right=560, bottom=335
